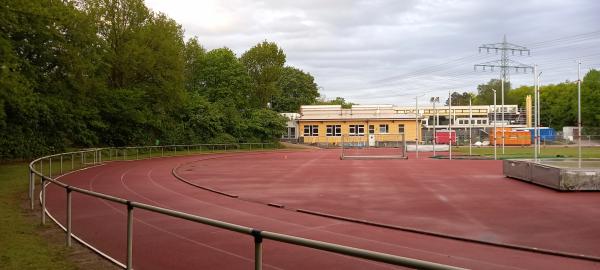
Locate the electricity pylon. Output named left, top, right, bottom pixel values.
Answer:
left=474, top=35, right=533, bottom=80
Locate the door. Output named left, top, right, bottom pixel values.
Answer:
left=368, top=134, right=376, bottom=146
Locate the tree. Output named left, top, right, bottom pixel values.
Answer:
left=272, top=67, right=320, bottom=112
left=315, top=97, right=355, bottom=109
left=194, top=47, right=251, bottom=107
left=445, top=92, right=474, bottom=106
left=473, top=79, right=511, bottom=105
left=582, top=69, right=600, bottom=127
left=243, top=109, right=287, bottom=142
left=84, top=0, right=187, bottom=145
left=0, top=0, right=103, bottom=158
left=240, top=41, right=286, bottom=108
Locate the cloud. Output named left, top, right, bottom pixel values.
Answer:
left=146, top=0, right=600, bottom=106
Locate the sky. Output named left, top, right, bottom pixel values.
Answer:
left=145, top=0, right=600, bottom=106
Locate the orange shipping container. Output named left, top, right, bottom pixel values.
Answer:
left=490, top=130, right=531, bottom=146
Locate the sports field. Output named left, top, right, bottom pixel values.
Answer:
left=43, top=150, right=600, bottom=269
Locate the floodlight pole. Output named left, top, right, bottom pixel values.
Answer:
left=430, top=97, right=437, bottom=156
left=577, top=61, right=582, bottom=168
left=536, top=72, right=542, bottom=158
left=415, top=96, right=419, bottom=159
left=448, top=91, right=452, bottom=160
left=493, top=89, right=497, bottom=160
left=533, top=65, right=538, bottom=162
left=469, top=98, right=472, bottom=156
left=501, top=77, right=505, bottom=155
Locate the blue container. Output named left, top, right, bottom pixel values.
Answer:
left=515, top=128, right=555, bottom=143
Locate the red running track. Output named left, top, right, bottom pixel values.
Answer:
left=45, top=150, right=600, bottom=269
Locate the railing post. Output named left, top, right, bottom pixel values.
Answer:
left=49, top=157, right=52, bottom=178
left=41, top=178, right=46, bottom=225
left=251, top=230, right=263, bottom=270
left=81, top=152, right=84, bottom=167
left=126, top=202, right=134, bottom=270
left=161, top=146, right=164, bottom=157
left=71, top=153, right=74, bottom=170
left=99, top=149, right=102, bottom=163
left=66, top=187, right=72, bottom=247
left=29, top=170, right=35, bottom=209
left=60, top=155, right=63, bottom=174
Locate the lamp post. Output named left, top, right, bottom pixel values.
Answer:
left=493, top=89, right=497, bottom=160
left=469, top=97, right=472, bottom=156
left=577, top=61, right=582, bottom=168
left=536, top=71, right=543, bottom=160
left=533, top=65, right=538, bottom=162
left=430, top=97, right=440, bottom=156
left=415, top=96, right=419, bottom=159
left=448, top=91, right=452, bottom=160
left=501, top=77, right=505, bottom=155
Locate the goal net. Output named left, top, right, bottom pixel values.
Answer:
left=340, top=133, right=407, bottom=160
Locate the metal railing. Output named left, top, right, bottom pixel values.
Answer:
left=29, top=143, right=466, bottom=270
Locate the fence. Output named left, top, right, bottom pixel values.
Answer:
left=28, top=143, right=465, bottom=270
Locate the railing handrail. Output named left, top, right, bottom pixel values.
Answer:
left=28, top=143, right=466, bottom=270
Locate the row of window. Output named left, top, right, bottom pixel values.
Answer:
left=456, top=119, right=488, bottom=125
left=303, top=124, right=405, bottom=137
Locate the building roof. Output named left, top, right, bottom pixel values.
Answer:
left=299, top=105, right=418, bottom=121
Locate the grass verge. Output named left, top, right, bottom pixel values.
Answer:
left=453, top=145, right=600, bottom=159
left=0, top=162, right=76, bottom=270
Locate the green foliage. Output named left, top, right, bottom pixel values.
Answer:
left=0, top=0, right=314, bottom=159
left=539, top=82, right=577, bottom=129
left=446, top=92, right=474, bottom=106
left=273, top=66, right=320, bottom=112
left=315, top=97, right=355, bottom=109
left=240, top=41, right=286, bottom=108
left=243, top=109, right=287, bottom=142
left=473, top=79, right=511, bottom=105
left=582, top=69, right=600, bottom=127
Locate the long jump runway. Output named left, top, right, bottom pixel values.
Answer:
left=45, top=150, right=600, bottom=269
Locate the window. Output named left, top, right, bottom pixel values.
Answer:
left=349, top=125, right=365, bottom=136
left=289, top=127, right=296, bottom=138
left=368, top=125, right=375, bottom=134
left=326, top=125, right=342, bottom=136
left=303, top=125, right=318, bottom=136
left=398, top=124, right=405, bottom=134
left=379, top=124, right=389, bottom=133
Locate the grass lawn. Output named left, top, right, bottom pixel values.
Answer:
left=0, top=162, right=76, bottom=270
left=453, top=146, right=600, bottom=159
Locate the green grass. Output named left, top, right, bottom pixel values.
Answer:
left=0, top=162, right=76, bottom=270
left=453, top=146, right=600, bottom=159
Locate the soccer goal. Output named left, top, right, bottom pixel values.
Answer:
left=340, top=133, right=407, bottom=160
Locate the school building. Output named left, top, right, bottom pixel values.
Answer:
left=287, top=105, right=421, bottom=146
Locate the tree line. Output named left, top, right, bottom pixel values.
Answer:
left=0, top=0, right=324, bottom=159
left=446, top=71, right=600, bottom=133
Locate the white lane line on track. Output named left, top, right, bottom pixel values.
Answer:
left=86, top=161, right=284, bottom=270
left=168, top=154, right=530, bottom=270
left=61, top=157, right=526, bottom=270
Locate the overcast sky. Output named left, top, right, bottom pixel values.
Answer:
left=146, top=0, right=600, bottom=106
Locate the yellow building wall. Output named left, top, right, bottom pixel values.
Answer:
left=299, top=120, right=421, bottom=144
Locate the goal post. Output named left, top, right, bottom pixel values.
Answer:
left=340, top=133, right=407, bottom=160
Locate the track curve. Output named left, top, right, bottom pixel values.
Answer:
left=45, top=151, right=600, bottom=269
